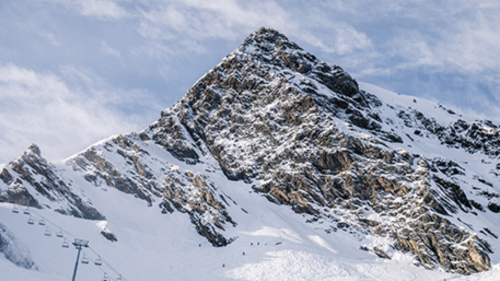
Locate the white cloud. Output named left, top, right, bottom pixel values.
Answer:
left=135, top=0, right=372, bottom=60
left=42, top=0, right=129, bottom=21
left=101, top=41, right=122, bottom=58
left=138, top=0, right=288, bottom=40
left=387, top=16, right=500, bottom=76
left=339, top=1, right=500, bottom=76
left=0, top=64, right=157, bottom=163
left=37, top=31, right=61, bottom=47
left=77, top=0, right=128, bottom=20
left=3, top=0, right=500, bottom=163
left=303, top=23, right=372, bottom=55
left=438, top=16, right=500, bottom=74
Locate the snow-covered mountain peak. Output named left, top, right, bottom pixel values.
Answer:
left=1, top=28, right=500, bottom=280
left=26, top=144, right=41, bottom=157
left=242, top=27, right=299, bottom=50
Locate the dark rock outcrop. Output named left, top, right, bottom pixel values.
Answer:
left=0, top=145, right=104, bottom=220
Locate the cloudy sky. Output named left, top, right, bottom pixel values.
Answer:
left=1, top=0, right=499, bottom=163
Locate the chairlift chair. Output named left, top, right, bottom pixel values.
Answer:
left=62, top=239, right=70, bottom=248
left=94, top=255, right=103, bottom=266
left=12, top=205, right=19, bottom=213
left=39, top=218, right=46, bottom=226
left=23, top=208, right=30, bottom=215
left=44, top=227, right=52, bottom=237
left=81, top=254, right=89, bottom=265
left=56, top=230, right=64, bottom=238
left=27, top=216, right=35, bottom=225
left=116, top=274, right=123, bottom=281
left=102, top=273, right=109, bottom=281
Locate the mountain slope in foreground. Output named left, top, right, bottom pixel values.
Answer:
left=1, top=27, right=500, bottom=280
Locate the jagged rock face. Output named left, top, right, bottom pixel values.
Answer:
left=67, top=134, right=235, bottom=246
left=3, top=27, right=499, bottom=274
left=142, top=27, right=495, bottom=273
left=0, top=145, right=104, bottom=220
left=396, top=108, right=500, bottom=156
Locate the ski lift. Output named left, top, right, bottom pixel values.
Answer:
left=12, top=205, right=19, bottom=213
left=56, top=229, right=64, bottom=238
left=44, top=227, right=52, bottom=237
left=102, top=273, right=109, bottom=281
left=81, top=254, right=89, bottom=265
left=62, top=239, right=70, bottom=248
left=94, top=255, right=103, bottom=266
left=27, top=216, right=35, bottom=225
left=39, top=217, right=46, bottom=226
left=23, top=207, right=30, bottom=215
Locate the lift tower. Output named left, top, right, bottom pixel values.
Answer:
left=71, top=238, right=89, bottom=281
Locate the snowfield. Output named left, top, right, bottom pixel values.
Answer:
left=2, top=27, right=500, bottom=281
left=0, top=147, right=498, bottom=280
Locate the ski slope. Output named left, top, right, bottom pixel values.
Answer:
left=1, top=150, right=498, bottom=281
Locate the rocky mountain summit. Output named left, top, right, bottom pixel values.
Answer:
left=1, top=27, right=499, bottom=276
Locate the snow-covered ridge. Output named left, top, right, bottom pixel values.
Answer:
left=1, top=27, right=499, bottom=280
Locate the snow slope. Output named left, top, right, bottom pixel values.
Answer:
left=1, top=27, right=499, bottom=280
left=0, top=138, right=498, bottom=280
left=0, top=159, right=456, bottom=281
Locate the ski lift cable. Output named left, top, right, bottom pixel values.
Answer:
left=99, top=266, right=122, bottom=281
left=28, top=215, right=72, bottom=240
left=28, top=209, right=76, bottom=240
left=86, top=251, right=126, bottom=281
left=9, top=204, right=127, bottom=281
left=101, top=272, right=117, bottom=281
left=31, top=213, right=127, bottom=281
left=87, top=246, right=127, bottom=280
left=24, top=210, right=121, bottom=276
left=98, top=267, right=118, bottom=281
left=97, top=268, right=120, bottom=281
left=10, top=204, right=74, bottom=241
